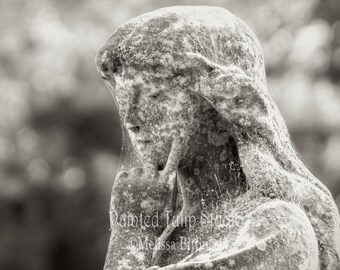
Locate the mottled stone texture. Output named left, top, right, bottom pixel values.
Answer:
left=96, top=6, right=340, bottom=270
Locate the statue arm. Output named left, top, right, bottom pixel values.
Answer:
left=148, top=201, right=319, bottom=270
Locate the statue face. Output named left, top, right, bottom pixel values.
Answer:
left=109, top=67, right=201, bottom=169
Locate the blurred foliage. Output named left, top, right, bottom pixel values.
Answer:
left=0, top=0, right=339, bottom=269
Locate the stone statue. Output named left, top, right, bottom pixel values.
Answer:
left=96, top=6, right=340, bottom=270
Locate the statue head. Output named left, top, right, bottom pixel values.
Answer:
left=95, top=7, right=269, bottom=180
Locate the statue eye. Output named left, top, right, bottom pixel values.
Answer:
left=207, top=66, right=215, bottom=73
left=235, top=97, right=244, bottom=105
left=148, top=93, right=160, bottom=100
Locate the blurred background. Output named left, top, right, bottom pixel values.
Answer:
left=0, top=0, right=340, bottom=269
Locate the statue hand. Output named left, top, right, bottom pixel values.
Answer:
left=111, top=166, right=177, bottom=220
left=104, top=166, right=177, bottom=270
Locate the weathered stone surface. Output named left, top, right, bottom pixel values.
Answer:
left=96, top=6, right=340, bottom=270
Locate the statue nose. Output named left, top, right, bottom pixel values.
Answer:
left=125, top=122, right=140, bottom=133
left=124, top=87, right=142, bottom=133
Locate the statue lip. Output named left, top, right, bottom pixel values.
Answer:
left=136, top=139, right=152, bottom=144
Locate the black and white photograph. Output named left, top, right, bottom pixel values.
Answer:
left=1, top=0, right=340, bottom=269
